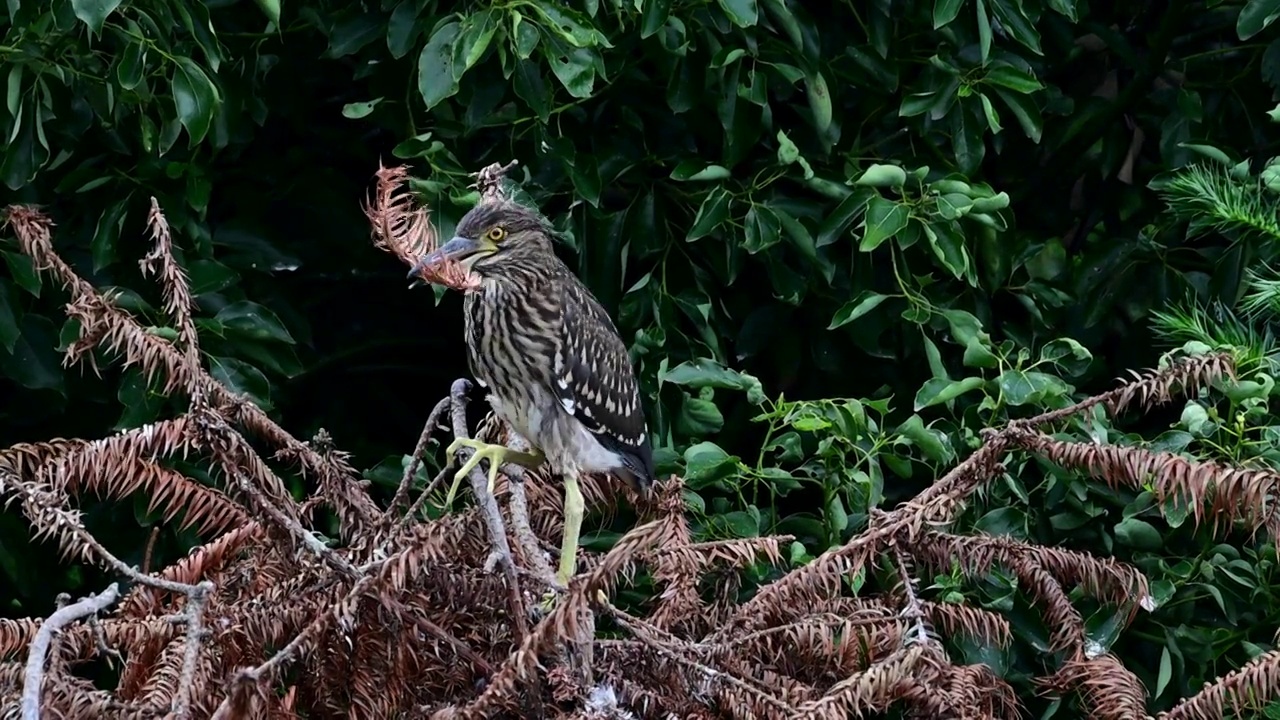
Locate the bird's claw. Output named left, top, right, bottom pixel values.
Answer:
left=534, top=585, right=609, bottom=618
left=446, top=437, right=506, bottom=495
left=440, top=438, right=508, bottom=510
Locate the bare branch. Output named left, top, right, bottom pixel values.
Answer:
left=22, top=583, right=120, bottom=720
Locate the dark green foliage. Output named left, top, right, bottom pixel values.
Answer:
left=6, top=0, right=1280, bottom=715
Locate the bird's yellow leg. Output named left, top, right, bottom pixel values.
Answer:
left=557, top=474, right=584, bottom=586
left=538, top=474, right=585, bottom=614
left=440, top=438, right=544, bottom=510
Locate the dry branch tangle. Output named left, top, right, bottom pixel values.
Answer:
left=0, top=187, right=1272, bottom=718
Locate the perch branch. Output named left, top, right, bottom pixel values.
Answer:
left=21, top=583, right=120, bottom=720
left=448, top=379, right=529, bottom=640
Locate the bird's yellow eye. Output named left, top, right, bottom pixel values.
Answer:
left=485, top=227, right=507, bottom=243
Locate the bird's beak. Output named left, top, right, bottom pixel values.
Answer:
left=406, top=236, right=489, bottom=286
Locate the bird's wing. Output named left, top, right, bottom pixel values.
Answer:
left=550, top=276, right=653, bottom=476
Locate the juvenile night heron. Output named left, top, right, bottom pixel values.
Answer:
left=408, top=197, right=655, bottom=588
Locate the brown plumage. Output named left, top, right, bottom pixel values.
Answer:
left=409, top=198, right=653, bottom=587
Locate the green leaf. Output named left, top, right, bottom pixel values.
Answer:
left=991, top=86, right=1043, bottom=143
left=543, top=37, right=597, bottom=98
left=1114, top=517, right=1162, bottom=551
left=640, top=0, right=672, bottom=37
left=0, top=314, right=64, bottom=392
left=188, top=259, right=240, bottom=295
left=805, top=72, right=832, bottom=135
left=512, top=60, right=551, bottom=121
left=976, top=0, right=992, bottom=62
left=71, top=0, right=123, bottom=33
left=117, top=41, right=146, bottom=90
left=979, top=93, right=1002, bottom=134
left=816, top=188, right=873, bottom=247
left=252, top=0, right=281, bottom=25
left=209, top=355, right=273, bottom=410
left=678, top=396, right=724, bottom=435
left=829, top=291, right=889, bottom=329
left=997, top=370, right=1069, bottom=405
left=661, top=358, right=765, bottom=404
left=933, top=0, right=965, bottom=28
left=5, top=65, right=19, bottom=117
left=743, top=204, right=782, bottom=253
left=452, top=9, right=501, bottom=77
left=670, top=160, right=731, bottom=181
left=511, top=11, right=541, bottom=58
left=2, top=250, right=41, bottom=297
left=923, top=221, right=970, bottom=280
left=975, top=507, right=1026, bottom=536
left=914, top=376, right=985, bottom=410
left=387, top=1, right=424, bottom=59
left=682, top=441, right=738, bottom=488
left=894, top=414, right=951, bottom=463
left=417, top=21, right=462, bottom=110
left=342, top=99, right=382, bottom=119
left=1155, top=647, right=1172, bottom=699
left=323, top=13, right=383, bottom=59
left=858, top=195, right=910, bottom=251
left=716, top=0, right=759, bottom=28
left=0, top=280, right=20, bottom=352
left=529, top=1, right=607, bottom=47
left=91, top=198, right=130, bottom=272
left=686, top=187, right=732, bottom=241
left=1045, top=0, right=1077, bottom=21
left=982, top=63, right=1044, bottom=94
left=213, top=301, right=296, bottom=344
left=171, top=57, right=221, bottom=147
left=1239, top=0, right=1280, bottom=40
left=115, top=367, right=167, bottom=430
left=1039, top=338, right=1093, bottom=375
left=987, top=0, right=1042, bottom=54
left=853, top=163, right=907, bottom=188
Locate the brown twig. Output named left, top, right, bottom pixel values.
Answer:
left=390, top=396, right=450, bottom=516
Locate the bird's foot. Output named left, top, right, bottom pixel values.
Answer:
left=533, top=582, right=609, bottom=620
left=440, top=438, right=544, bottom=510
left=537, top=586, right=563, bottom=616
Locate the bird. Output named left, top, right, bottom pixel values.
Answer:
left=407, top=196, right=655, bottom=589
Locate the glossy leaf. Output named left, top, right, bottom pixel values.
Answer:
left=716, top=0, right=759, bottom=28
left=172, top=57, right=221, bottom=147
left=858, top=195, right=909, bottom=251
left=418, top=21, right=462, bottom=110
left=686, top=187, right=732, bottom=241
left=914, top=376, right=985, bottom=410
left=933, top=0, right=965, bottom=28
left=71, top=0, right=123, bottom=33
left=214, top=301, right=296, bottom=345
left=829, top=291, right=889, bottom=329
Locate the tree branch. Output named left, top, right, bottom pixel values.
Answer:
left=22, top=583, right=121, bottom=720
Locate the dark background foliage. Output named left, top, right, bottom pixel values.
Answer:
left=6, top=0, right=1280, bottom=714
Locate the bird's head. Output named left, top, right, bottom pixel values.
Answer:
left=407, top=199, right=553, bottom=283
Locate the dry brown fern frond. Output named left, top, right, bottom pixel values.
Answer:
left=1158, top=648, right=1280, bottom=720
left=138, top=195, right=200, bottom=366
left=364, top=162, right=480, bottom=291
left=1036, top=650, right=1149, bottom=720
left=912, top=530, right=1152, bottom=618
left=1016, top=428, right=1280, bottom=539
left=922, top=600, right=1012, bottom=648
left=6, top=205, right=372, bottom=511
